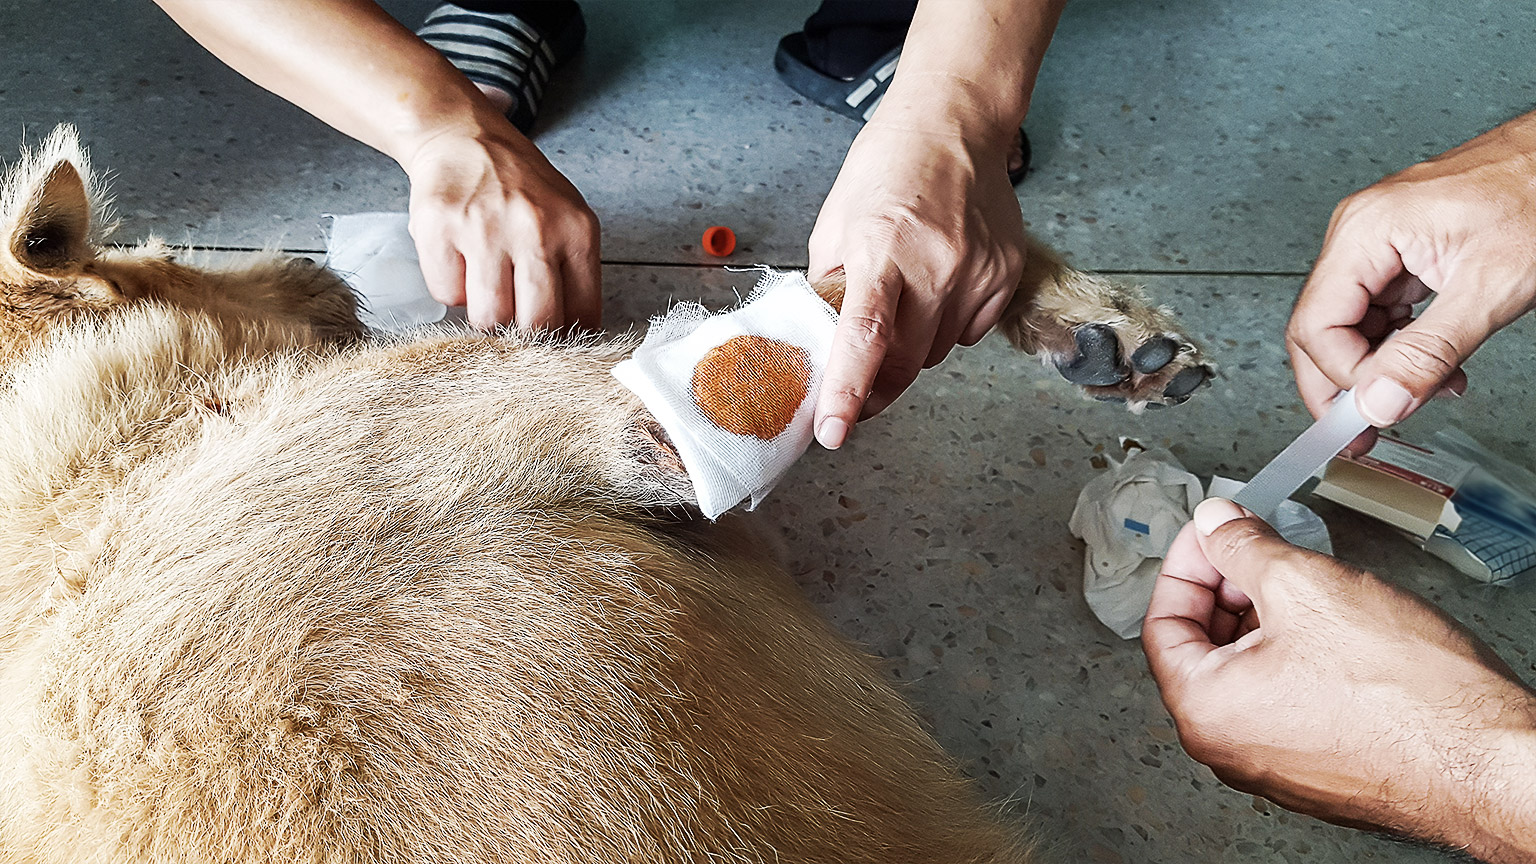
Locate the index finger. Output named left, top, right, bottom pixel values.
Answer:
left=561, top=248, right=603, bottom=333
left=413, top=233, right=468, bottom=309
left=1287, top=341, right=1381, bottom=453
left=1287, top=228, right=1407, bottom=396
left=464, top=248, right=514, bottom=330
left=813, top=261, right=901, bottom=450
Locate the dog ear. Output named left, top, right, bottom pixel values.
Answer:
left=9, top=159, right=93, bottom=274
left=3, top=125, right=102, bottom=277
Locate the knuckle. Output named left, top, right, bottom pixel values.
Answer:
left=1175, top=722, right=1224, bottom=766
left=881, top=203, right=924, bottom=232
left=842, top=312, right=892, bottom=354
left=1333, top=189, right=1365, bottom=217
left=1383, top=328, right=1463, bottom=381
left=1207, top=761, right=1265, bottom=797
left=827, top=378, right=872, bottom=405
left=511, top=205, right=545, bottom=235
left=963, top=257, right=998, bottom=292
left=1169, top=699, right=1235, bottom=764
left=999, top=246, right=1027, bottom=284
left=1171, top=720, right=1266, bottom=794
left=1335, top=186, right=1382, bottom=219
left=1208, top=522, right=1309, bottom=574
left=570, top=205, right=600, bottom=234
left=1208, top=522, right=1262, bottom=562
left=807, top=223, right=837, bottom=256
left=1283, top=315, right=1305, bottom=346
left=933, top=242, right=966, bottom=274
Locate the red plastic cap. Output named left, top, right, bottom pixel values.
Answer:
left=702, top=225, right=736, bottom=257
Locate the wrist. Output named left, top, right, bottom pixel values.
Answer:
left=870, top=74, right=1022, bottom=155
left=389, top=101, right=533, bottom=179
left=1402, top=682, right=1536, bottom=864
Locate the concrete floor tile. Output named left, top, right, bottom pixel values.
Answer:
left=7, top=1, right=1532, bottom=271
left=758, top=268, right=1535, bottom=863
left=1024, top=0, right=1536, bottom=272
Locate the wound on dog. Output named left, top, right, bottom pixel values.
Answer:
left=691, top=334, right=810, bottom=440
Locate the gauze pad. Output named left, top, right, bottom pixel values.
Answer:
left=612, top=270, right=838, bottom=519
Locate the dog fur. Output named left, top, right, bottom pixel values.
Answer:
left=0, top=126, right=1206, bottom=864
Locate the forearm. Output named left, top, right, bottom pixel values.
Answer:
left=1457, top=721, right=1536, bottom=864
left=153, top=0, right=502, bottom=168
left=877, top=0, right=1065, bottom=144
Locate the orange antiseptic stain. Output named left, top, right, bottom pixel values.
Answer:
left=691, top=335, right=810, bottom=440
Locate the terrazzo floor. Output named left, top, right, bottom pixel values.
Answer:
left=6, top=0, right=1536, bottom=860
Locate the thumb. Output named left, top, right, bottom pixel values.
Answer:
left=1191, top=498, right=1309, bottom=620
left=1354, top=296, right=1489, bottom=426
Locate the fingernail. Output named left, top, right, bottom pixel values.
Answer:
left=817, top=417, right=848, bottom=450
left=1194, top=497, right=1244, bottom=536
left=1358, top=377, right=1416, bottom=427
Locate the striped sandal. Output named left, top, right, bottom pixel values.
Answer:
left=417, top=3, right=587, bottom=135
left=773, top=32, right=1030, bottom=185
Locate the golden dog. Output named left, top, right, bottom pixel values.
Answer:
left=0, top=126, right=1207, bottom=863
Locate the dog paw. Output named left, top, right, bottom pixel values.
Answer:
left=1003, top=269, right=1214, bottom=409
left=1052, top=321, right=1212, bottom=407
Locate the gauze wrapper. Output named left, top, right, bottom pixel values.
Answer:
left=1070, top=448, right=1334, bottom=640
left=613, top=270, right=838, bottom=519
left=325, top=212, right=447, bottom=332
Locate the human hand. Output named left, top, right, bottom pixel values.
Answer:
left=1144, top=497, right=1536, bottom=860
left=1286, top=112, right=1536, bottom=431
left=808, top=87, right=1026, bottom=449
left=399, top=121, right=601, bottom=331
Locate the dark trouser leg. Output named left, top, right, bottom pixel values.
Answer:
left=445, top=0, right=580, bottom=32
left=802, top=0, right=918, bottom=79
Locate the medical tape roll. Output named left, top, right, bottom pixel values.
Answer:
left=613, top=270, right=838, bottom=519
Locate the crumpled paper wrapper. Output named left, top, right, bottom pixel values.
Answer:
left=1070, top=447, right=1332, bottom=639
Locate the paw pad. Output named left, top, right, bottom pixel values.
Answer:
left=1162, top=366, right=1209, bottom=400
left=1052, top=324, right=1212, bottom=408
left=1055, top=324, right=1126, bottom=387
left=1130, top=337, right=1178, bottom=374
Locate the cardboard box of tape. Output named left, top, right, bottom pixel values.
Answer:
left=1313, top=435, right=1536, bottom=584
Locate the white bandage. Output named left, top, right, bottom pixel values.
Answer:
left=613, top=270, right=838, bottom=519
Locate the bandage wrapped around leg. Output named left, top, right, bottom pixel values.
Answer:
left=613, top=270, right=838, bottom=519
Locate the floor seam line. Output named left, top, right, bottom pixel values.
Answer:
left=106, top=245, right=1311, bottom=278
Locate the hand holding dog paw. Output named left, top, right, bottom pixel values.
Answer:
left=1287, top=110, right=1536, bottom=429
left=401, top=122, right=601, bottom=332
left=1144, top=498, right=1536, bottom=862
left=808, top=84, right=1026, bottom=449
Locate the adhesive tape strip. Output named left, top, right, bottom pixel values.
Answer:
left=1231, top=389, right=1371, bottom=522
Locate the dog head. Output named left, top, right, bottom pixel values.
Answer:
left=0, top=125, right=127, bottom=364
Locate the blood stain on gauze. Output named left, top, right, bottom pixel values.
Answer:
left=691, top=335, right=811, bottom=440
